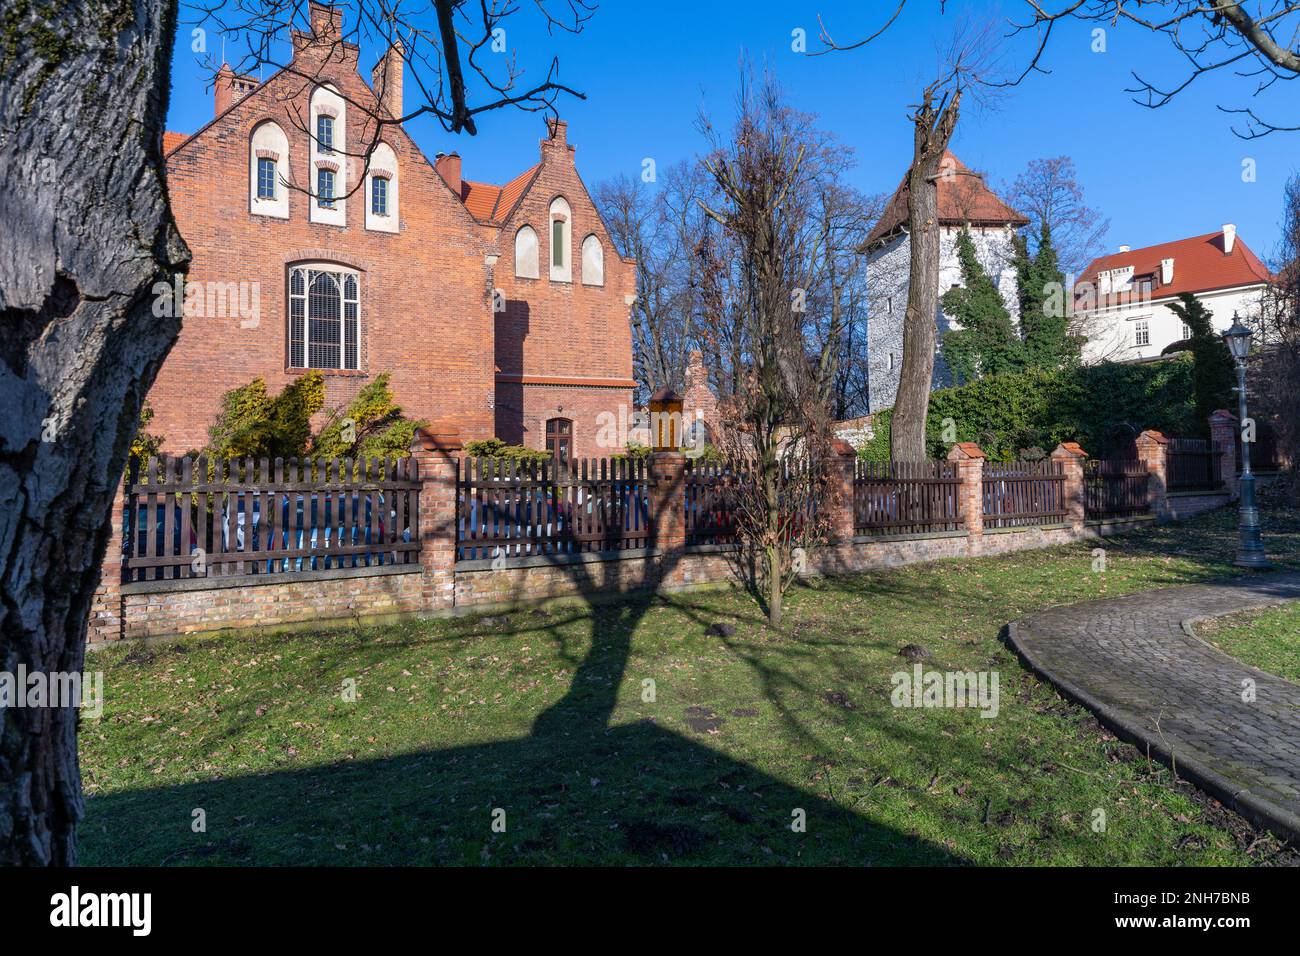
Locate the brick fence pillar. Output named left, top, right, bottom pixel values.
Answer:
left=648, top=450, right=688, bottom=551
left=1050, top=441, right=1088, bottom=532
left=411, top=425, right=462, bottom=613
left=87, top=477, right=129, bottom=644
left=1135, top=429, right=1169, bottom=519
left=947, top=441, right=985, bottom=540
left=831, top=439, right=857, bottom=542
left=1209, top=409, right=1239, bottom=500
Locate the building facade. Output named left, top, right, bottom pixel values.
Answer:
left=863, top=152, right=1028, bottom=413
left=151, top=3, right=636, bottom=460
left=1074, top=226, right=1272, bottom=363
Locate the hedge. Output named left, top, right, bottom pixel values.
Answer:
left=861, top=356, right=1198, bottom=462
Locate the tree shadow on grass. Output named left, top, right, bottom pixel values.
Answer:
left=81, top=466, right=961, bottom=866
left=80, top=588, right=960, bottom=866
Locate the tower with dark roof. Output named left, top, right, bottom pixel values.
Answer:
left=861, top=152, right=1028, bottom=413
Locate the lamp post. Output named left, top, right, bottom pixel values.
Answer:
left=1222, top=314, right=1271, bottom=569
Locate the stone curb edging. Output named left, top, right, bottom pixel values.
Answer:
left=1004, top=586, right=1300, bottom=845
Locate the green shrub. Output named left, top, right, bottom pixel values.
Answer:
left=313, top=373, right=428, bottom=460
left=205, top=371, right=425, bottom=462
left=463, top=438, right=552, bottom=463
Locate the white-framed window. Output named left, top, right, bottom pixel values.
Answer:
left=257, top=158, right=276, bottom=199
left=288, top=264, right=360, bottom=371
left=515, top=224, right=539, bottom=279
left=316, top=114, right=334, bottom=153
left=1134, top=320, right=1150, bottom=347
left=317, top=168, right=336, bottom=208
left=549, top=197, right=572, bottom=282
left=364, top=142, right=398, bottom=233
left=310, top=86, right=346, bottom=225
left=580, top=234, right=604, bottom=286
left=1182, top=322, right=1193, bottom=340
left=249, top=121, right=289, bottom=219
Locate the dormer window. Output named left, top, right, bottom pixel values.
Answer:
left=256, top=157, right=276, bottom=199
left=316, top=115, right=334, bottom=153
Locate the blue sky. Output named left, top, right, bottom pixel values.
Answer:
left=166, top=0, right=1299, bottom=266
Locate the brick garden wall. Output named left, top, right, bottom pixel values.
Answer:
left=89, top=425, right=1238, bottom=644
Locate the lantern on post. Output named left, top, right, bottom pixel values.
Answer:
left=648, top=386, right=684, bottom=451
left=1222, top=314, right=1271, bottom=569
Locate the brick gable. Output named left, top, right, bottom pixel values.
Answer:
left=149, top=11, right=635, bottom=461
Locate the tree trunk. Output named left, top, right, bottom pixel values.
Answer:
left=766, top=545, right=783, bottom=627
left=0, top=0, right=187, bottom=864
left=890, top=90, right=959, bottom=462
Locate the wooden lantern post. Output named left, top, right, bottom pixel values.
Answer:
left=649, top=387, right=684, bottom=451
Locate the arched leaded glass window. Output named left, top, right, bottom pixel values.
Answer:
left=288, top=264, right=360, bottom=370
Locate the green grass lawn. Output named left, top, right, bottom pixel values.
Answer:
left=78, top=503, right=1300, bottom=866
left=1197, top=603, right=1300, bottom=685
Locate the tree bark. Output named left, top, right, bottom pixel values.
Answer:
left=0, top=0, right=188, bottom=864
left=890, top=89, right=959, bottom=462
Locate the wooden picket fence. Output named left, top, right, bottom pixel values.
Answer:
left=122, top=455, right=421, bottom=583
left=982, top=461, right=1068, bottom=529
left=1083, top=459, right=1150, bottom=519
left=684, top=461, right=740, bottom=545
left=854, top=460, right=963, bottom=536
left=456, top=457, right=651, bottom=560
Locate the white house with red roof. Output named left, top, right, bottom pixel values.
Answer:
left=1073, top=225, right=1272, bottom=363
left=863, top=151, right=1029, bottom=412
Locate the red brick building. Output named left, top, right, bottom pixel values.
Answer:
left=152, top=3, right=636, bottom=459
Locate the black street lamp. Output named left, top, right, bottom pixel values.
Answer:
left=1222, top=314, right=1271, bottom=570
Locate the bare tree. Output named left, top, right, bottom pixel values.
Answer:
left=1005, top=1, right=1300, bottom=137
left=697, top=72, right=840, bottom=627
left=819, top=11, right=1003, bottom=459
left=0, top=0, right=589, bottom=866
left=1254, top=174, right=1300, bottom=497
left=1004, top=156, right=1109, bottom=275
left=596, top=162, right=713, bottom=401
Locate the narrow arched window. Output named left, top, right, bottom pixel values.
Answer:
left=249, top=120, right=289, bottom=218
left=581, top=234, right=604, bottom=286
left=515, top=225, right=539, bottom=279
left=549, top=197, right=571, bottom=282
left=545, top=417, right=573, bottom=464
left=310, top=87, right=346, bottom=224
left=365, top=142, right=398, bottom=233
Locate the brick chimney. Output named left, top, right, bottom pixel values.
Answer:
left=214, top=64, right=259, bottom=117
left=435, top=152, right=462, bottom=195
left=1222, top=223, right=1237, bottom=255
left=371, top=39, right=404, bottom=119
left=310, top=1, right=342, bottom=39
left=542, top=117, right=573, bottom=163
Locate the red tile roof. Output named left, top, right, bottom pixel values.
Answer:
left=865, top=151, right=1028, bottom=246
left=163, top=131, right=188, bottom=154
left=458, top=165, right=539, bottom=225
left=1074, top=231, right=1272, bottom=306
